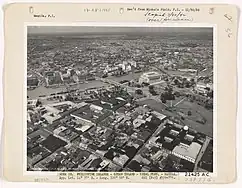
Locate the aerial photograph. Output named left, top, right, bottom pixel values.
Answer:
left=27, top=26, right=213, bottom=172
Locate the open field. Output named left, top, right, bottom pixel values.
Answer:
left=176, top=100, right=213, bottom=126
left=138, top=99, right=213, bottom=137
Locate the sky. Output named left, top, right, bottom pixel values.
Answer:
left=28, top=26, right=213, bottom=35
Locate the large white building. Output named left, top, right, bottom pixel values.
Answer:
left=172, top=142, right=202, bottom=163
left=139, top=71, right=162, bottom=85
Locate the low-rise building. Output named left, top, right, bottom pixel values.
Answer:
left=172, top=142, right=202, bottom=163
left=70, top=102, right=106, bottom=127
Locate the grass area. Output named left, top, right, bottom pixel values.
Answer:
left=138, top=98, right=213, bottom=137
left=176, top=100, right=213, bottom=126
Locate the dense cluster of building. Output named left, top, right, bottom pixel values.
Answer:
left=27, top=85, right=213, bottom=172
left=127, top=123, right=208, bottom=172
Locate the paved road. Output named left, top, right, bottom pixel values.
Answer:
left=194, top=136, right=212, bottom=171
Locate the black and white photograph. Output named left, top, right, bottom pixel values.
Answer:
left=26, top=26, right=214, bottom=173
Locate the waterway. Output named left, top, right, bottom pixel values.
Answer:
left=27, top=80, right=109, bottom=99
left=27, top=72, right=143, bottom=99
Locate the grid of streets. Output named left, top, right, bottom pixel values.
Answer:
left=27, top=27, right=213, bottom=172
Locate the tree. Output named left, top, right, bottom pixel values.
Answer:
left=182, top=77, right=187, bottom=82
left=36, top=100, right=42, bottom=107
left=65, top=95, right=73, bottom=101
left=174, top=79, right=179, bottom=85
left=150, top=90, right=158, bottom=96
left=136, top=84, right=141, bottom=88
left=149, top=85, right=155, bottom=91
left=174, top=92, right=180, bottom=97
left=207, top=91, right=213, bottom=98
left=188, top=111, right=192, bottom=116
left=205, top=101, right=213, bottom=110
left=149, top=85, right=158, bottom=95
left=161, top=90, right=175, bottom=101
left=167, top=86, right=173, bottom=94
left=185, top=82, right=190, bottom=88
left=135, top=89, right=143, bottom=95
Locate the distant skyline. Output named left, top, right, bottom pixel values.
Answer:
left=28, top=26, right=213, bottom=35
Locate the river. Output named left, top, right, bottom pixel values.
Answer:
left=27, top=72, right=144, bottom=99
left=27, top=80, right=109, bottom=99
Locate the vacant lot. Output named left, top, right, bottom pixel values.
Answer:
left=176, top=100, right=213, bottom=126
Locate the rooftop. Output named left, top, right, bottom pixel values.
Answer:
left=172, top=142, right=202, bottom=162
left=41, top=135, right=67, bottom=152
left=71, top=103, right=105, bottom=123
left=143, top=72, right=160, bottom=77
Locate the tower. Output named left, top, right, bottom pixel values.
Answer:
left=183, top=125, right=189, bottom=132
